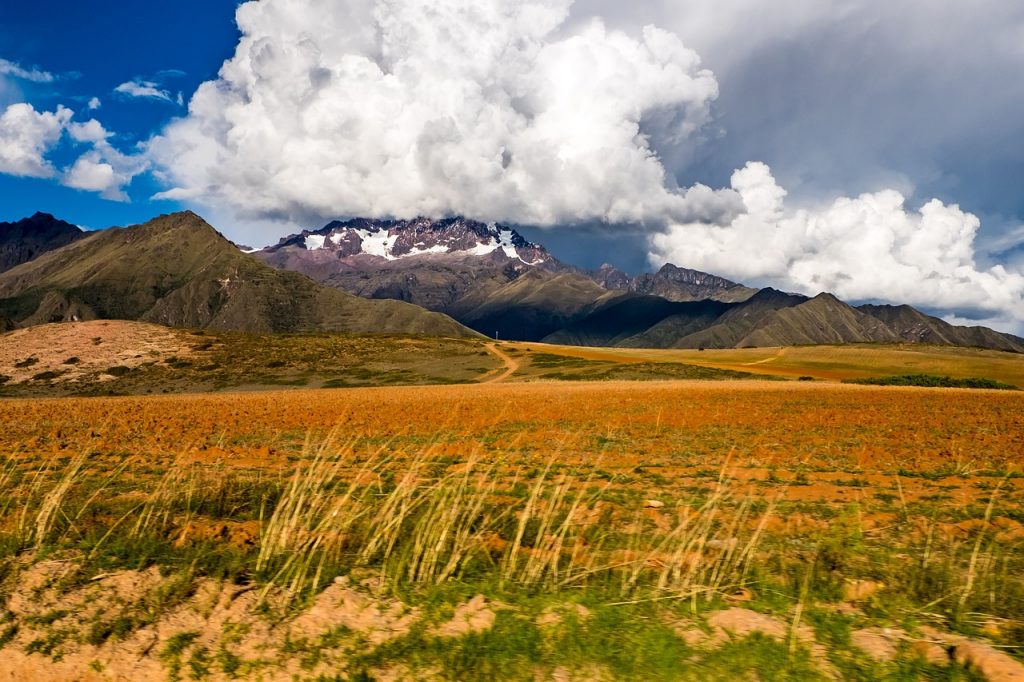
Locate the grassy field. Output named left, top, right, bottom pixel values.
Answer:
left=517, top=342, right=1024, bottom=387
left=4, top=322, right=1023, bottom=398
left=0, top=321, right=771, bottom=397
left=1, top=380, right=1023, bottom=679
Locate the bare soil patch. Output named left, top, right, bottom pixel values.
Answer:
left=0, top=320, right=202, bottom=385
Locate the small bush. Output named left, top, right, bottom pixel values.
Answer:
left=844, top=374, right=1018, bottom=390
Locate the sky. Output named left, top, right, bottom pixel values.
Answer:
left=1, top=0, right=1023, bottom=332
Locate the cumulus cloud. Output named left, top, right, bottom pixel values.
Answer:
left=68, top=118, right=110, bottom=144
left=149, top=0, right=725, bottom=226
left=63, top=150, right=144, bottom=201
left=0, top=58, right=55, bottom=83
left=64, top=140, right=148, bottom=202
left=64, top=156, right=122, bottom=195
left=114, top=79, right=181, bottom=105
left=649, top=162, right=1024, bottom=327
left=0, top=99, right=144, bottom=200
left=602, top=1, right=1024, bottom=235
left=63, top=119, right=148, bottom=201
left=87, top=96, right=101, bottom=110
left=0, top=103, right=72, bottom=177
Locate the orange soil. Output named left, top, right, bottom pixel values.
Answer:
left=0, top=320, right=202, bottom=384
left=1, top=380, right=1021, bottom=513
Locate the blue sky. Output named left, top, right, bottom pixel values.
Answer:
left=1, top=1, right=1022, bottom=330
left=0, top=1, right=239, bottom=228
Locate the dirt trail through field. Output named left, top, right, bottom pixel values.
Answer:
left=480, top=343, right=519, bottom=383
left=743, top=348, right=787, bottom=366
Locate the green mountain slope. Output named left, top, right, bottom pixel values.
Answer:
left=451, top=269, right=614, bottom=341
left=665, top=288, right=808, bottom=349
left=737, top=293, right=900, bottom=346
left=546, top=295, right=729, bottom=347
left=0, top=212, right=474, bottom=337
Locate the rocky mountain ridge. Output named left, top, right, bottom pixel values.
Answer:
left=271, top=217, right=552, bottom=265
left=593, top=263, right=758, bottom=303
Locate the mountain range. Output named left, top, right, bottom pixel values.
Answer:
left=254, top=217, right=759, bottom=341
left=0, top=212, right=470, bottom=337
left=252, top=216, right=1024, bottom=351
left=0, top=211, right=1021, bottom=352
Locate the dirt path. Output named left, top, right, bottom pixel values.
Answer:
left=480, top=343, right=520, bottom=383
left=742, top=347, right=787, bottom=366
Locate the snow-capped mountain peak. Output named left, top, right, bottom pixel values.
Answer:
left=278, top=217, right=548, bottom=265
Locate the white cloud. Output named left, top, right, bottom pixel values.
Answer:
left=649, top=162, right=1024, bottom=329
left=63, top=142, right=147, bottom=202
left=64, top=156, right=122, bottom=196
left=149, top=0, right=723, bottom=226
left=114, top=79, right=178, bottom=104
left=68, top=118, right=110, bottom=144
left=0, top=97, right=144, bottom=200
left=0, top=103, right=72, bottom=177
left=63, top=149, right=146, bottom=201
left=87, top=96, right=101, bottom=110
left=0, top=58, right=55, bottom=83
left=63, top=120, right=147, bottom=201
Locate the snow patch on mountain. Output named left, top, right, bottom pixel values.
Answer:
left=295, top=218, right=547, bottom=265
left=353, top=229, right=400, bottom=260
left=460, top=225, right=544, bottom=264
left=405, top=243, right=450, bottom=257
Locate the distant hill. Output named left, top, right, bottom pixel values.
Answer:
left=446, top=270, right=617, bottom=341
left=557, top=288, right=1024, bottom=352
left=0, top=212, right=474, bottom=337
left=0, top=212, right=86, bottom=274
left=255, top=217, right=617, bottom=340
left=738, top=293, right=899, bottom=347
left=643, top=288, right=809, bottom=349
left=857, top=304, right=1024, bottom=351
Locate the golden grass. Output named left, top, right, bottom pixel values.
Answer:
left=518, top=342, right=1024, bottom=385
left=2, top=381, right=1021, bottom=484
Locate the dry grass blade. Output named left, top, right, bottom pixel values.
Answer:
left=32, top=450, right=88, bottom=550
left=957, top=475, right=1006, bottom=616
